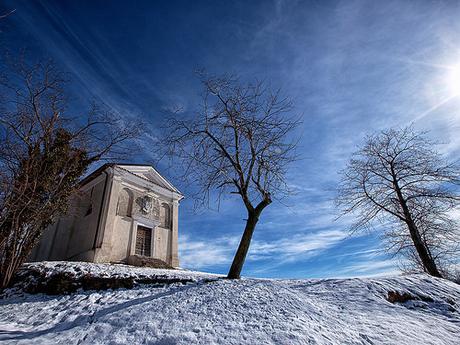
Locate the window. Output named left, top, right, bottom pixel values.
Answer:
left=135, top=226, right=152, bottom=256
left=117, top=188, right=133, bottom=217
left=160, top=203, right=171, bottom=228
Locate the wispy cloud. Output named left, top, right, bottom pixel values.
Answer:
left=335, top=258, right=401, bottom=278
left=249, top=230, right=348, bottom=262
left=179, top=228, right=349, bottom=271
left=333, top=247, right=402, bottom=278
left=179, top=234, right=238, bottom=269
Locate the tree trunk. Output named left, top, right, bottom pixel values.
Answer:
left=392, top=173, right=442, bottom=278
left=0, top=244, right=20, bottom=289
left=227, top=211, right=259, bottom=279
left=405, top=220, right=442, bottom=278
left=1, top=257, right=18, bottom=289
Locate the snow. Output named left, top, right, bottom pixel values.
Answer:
left=1, top=262, right=459, bottom=344
left=14, top=261, right=221, bottom=283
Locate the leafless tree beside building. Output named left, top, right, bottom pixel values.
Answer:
left=163, top=74, right=300, bottom=279
left=0, top=57, right=140, bottom=288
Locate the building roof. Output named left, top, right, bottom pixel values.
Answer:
left=79, top=163, right=183, bottom=195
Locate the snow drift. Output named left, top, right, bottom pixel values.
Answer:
left=0, top=262, right=459, bottom=344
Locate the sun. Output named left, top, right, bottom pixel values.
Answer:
left=445, top=63, right=460, bottom=97
left=405, top=57, right=460, bottom=121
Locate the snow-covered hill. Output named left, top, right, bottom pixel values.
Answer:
left=1, top=262, right=459, bottom=345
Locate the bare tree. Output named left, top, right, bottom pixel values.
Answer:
left=163, top=74, right=300, bottom=279
left=0, top=57, right=141, bottom=288
left=336, top=127, right=460, bottom=278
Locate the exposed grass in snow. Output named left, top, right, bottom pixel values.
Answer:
left=19, top=261, right=221, bottom=281
left=4, top=261, right=222, bottom=296
left=0, top=262, right=459, bottom=344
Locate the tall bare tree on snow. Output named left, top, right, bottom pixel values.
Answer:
left=336, top=127, right=460, bottom=278
left=163, top=74, right=300, bottom=279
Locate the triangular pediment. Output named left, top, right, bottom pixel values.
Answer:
left=115, top=164, right=181, bottom=194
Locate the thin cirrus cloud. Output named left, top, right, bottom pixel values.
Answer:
left=334, top=254, right=402, bottom=279
left=178, top=235, right=238, bottom=269
left=249, top=230, right=349, bottom=262
left=179, top=229, right=349, bottom=271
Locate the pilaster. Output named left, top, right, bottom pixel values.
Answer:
left=170, top=200, right=180, bottom=267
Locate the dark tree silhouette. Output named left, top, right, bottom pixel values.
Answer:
left=337, top=127, right=460, bottom=278
left=163, top=74, right=300, bottom=279
left=0, top=57, right=141, bottom=288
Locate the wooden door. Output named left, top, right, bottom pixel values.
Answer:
left=135, top=226, right=152, bottom=256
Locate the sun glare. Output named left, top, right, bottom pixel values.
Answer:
left=445, top=63, right=460, bottom=97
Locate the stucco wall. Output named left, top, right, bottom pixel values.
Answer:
left=153, top=226, right=172, bottom=263
left=66, top=176, right=106, bottom=259
left=30, top=174, right=106, bottom=262
left=30, top=165, right=182, bottom=267
left=109, top=216, right=132, bottom=262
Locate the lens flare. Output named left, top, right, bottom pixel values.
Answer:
left=445, top=63, right=460, bottom=97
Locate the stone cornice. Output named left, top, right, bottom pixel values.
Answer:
left=114, top=167, right=183, bottom=202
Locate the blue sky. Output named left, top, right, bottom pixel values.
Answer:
left=2, top=0, right=460, bottom=278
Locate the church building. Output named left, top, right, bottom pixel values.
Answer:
left=30, top=164, right=183, bottom=267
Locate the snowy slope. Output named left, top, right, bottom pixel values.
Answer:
left=0, top=262, right=459, bottom=345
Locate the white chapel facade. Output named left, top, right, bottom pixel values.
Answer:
left=30, top=164, right=183, bottom=267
